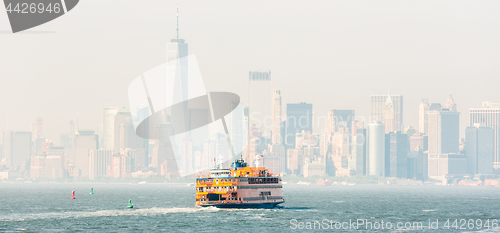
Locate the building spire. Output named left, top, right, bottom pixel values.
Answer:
left=386, top=89, right=393, bottom=105
left=176, top=4, right=179, bottom=41
left=444, top=92, right=457, bottom=112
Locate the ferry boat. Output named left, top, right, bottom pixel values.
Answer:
left=316, top=179, right=331, bottom=186
left=195, top=158, right=284, bottom=208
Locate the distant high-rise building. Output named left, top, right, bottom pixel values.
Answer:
left=469, top=101, right=500, bottom=169
left=330, top=110, right=355, bottom=132
left=384, top=94, right=395, bottom=133
left=89, top=149, right=112, bottom=180
left=419, top=99, right=429, bottom=134
left=30, top=116, right=43, bottom=140
left=385, top=132, right=408, bottom=178
left=151, top=122, right=176, bottom=174
left=428, top=110, right=459, bottom=155
left=466, top=125, right=494, bottom=174
left=119, top=120, right=147, bottom=169
left=409, top=134, right=428, bottom=151
left=114, top=108, right=130, bottom=154
left=119, top=121, right=143, bottom=151
left=367, top=122, right=385, bottom=176
left=285, top=102, right=313, bottom=149
left=443, top=93, right=457, bottom=112
left=103, top=107, right=119, bottom=150
left=355, top=128, right=367, bottom=176
left=302, top=160, right=326, bottom=178
left=74, top=130, right=98, bottom=178
left=370, top=90, right=403, bottom=132
left=429, top=103, right=442, bottom=111
left=33, top=137, right=48, bottom=157
left=3, top=131, right=32, bottom=169
left=286, top=148, right=304, bottom=175
left=179, top=135, right=193, bottom=175
left=427, top=107, right=465, bottom=178
left=167, top=5, right=188, bottom=101
left=407, top=149, right=428, bottom=181
left=248, top=70, right=272, bottom=138
left=30, top=146, right=64, bottom=179
left=320, top=111, right=336, bottom=157
left=332, top=129, right=349, bottom=157
left=271, top=89, right=282, bottom=144
left=268, top=143, right=286, bottom=174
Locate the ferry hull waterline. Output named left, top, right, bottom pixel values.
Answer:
left=195, top=159, right=284, bottom=209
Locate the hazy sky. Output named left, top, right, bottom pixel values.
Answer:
left=1, top=0, right=499, bottom=144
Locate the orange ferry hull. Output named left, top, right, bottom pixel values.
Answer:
left=198, top=202, right=283, bottom=209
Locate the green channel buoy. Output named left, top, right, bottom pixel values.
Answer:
left=90, top=188, right=93, bottom=195
left=127, top=199, right=133, bottom=208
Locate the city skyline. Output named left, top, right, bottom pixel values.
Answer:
left=1, top=0, right=500, bottom=143
left=2, top=8, right=499, bottom=180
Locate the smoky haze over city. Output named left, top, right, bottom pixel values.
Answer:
left=0, top=0, right=499, bottom=142
left=0, top=1, right=500, bottom=181
left=1, top=1, right=500, bottom=231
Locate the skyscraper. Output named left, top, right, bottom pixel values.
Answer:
left=354, top=128, right=367, bottom=176
left=167, top=5, right=188, bottom=102
left=271, top=89, right=282, bottom=144
left=103, top=107, right=118, bottom=150
left=151, top=122, right=176, bottom=174
left=119, top=120, right=147, bottom=169
left=3, top=131, right=32, bottom=169
left=419, top=99, right=430, bottom=134
left=370, top=90, right=403, bottom=132
left=74, top=130, right=98, bottom=178
left=113, top=107, right=130, bottom=154
left=330, top=110, right=355, bottom=131
left=428, top=110, right=459, bottom=155
left=469, top=101, right=500, bottom=169
left=386, top=132, right=408, bottom=178
left=285, top=102, right=313, bottom=149
left=384, top=95, right=395, bottom=133
left=367, top=122, right=385, bottom=176
left=443, top=94, right=457, bottom=112
left=465, top=125, right=494, bottom=174
left=248, top=70, right=272, bottom=138
left=30, top=116, right=43, bottom=140
left=89, top=149, right=112, bottom=180
left=427, top=107, right=465, bottom=178
left=268, top=143, right=286, bottom=174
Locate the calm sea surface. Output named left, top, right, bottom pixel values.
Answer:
left=1, top=183, right=500, bottom=232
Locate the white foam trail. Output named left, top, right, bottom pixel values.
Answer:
left=0, top=207, right=215, bottom=222
left=0, top=206, right=275, bottom=222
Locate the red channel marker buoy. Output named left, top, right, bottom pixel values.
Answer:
left=71, top=190, right=76, bottom=199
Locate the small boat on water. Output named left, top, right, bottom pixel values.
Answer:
left=316, top=179, right=331, bottom=186
left=297, top=181, right=311, bottom=185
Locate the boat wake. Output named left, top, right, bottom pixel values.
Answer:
left=0, top=207, right=217, bottom=222
left=277, top=206, right=314, bottom=210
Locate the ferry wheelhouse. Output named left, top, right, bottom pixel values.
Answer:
left=195, top=159, right=284, bottom=208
